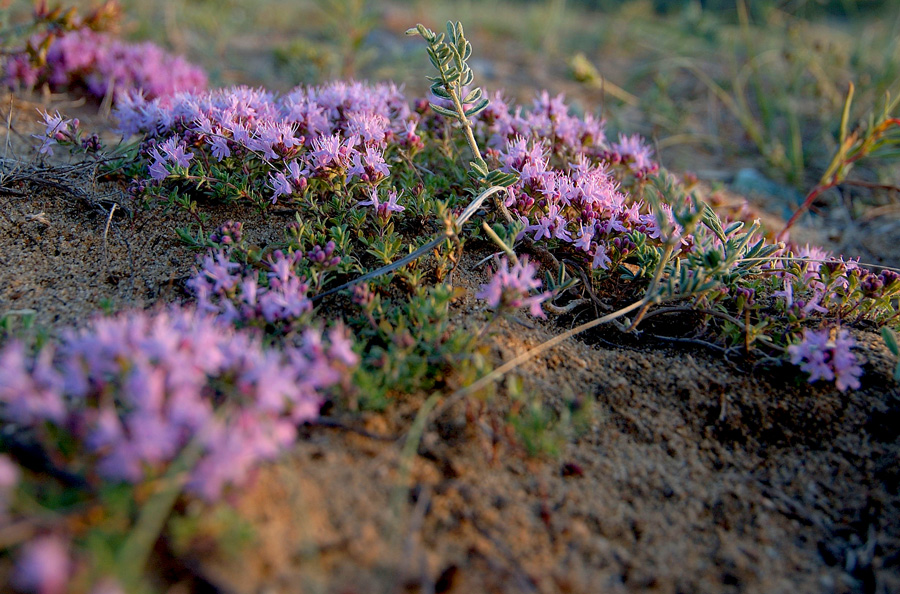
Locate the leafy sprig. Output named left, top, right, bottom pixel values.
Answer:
left=407, top=22, right=518, bottom=190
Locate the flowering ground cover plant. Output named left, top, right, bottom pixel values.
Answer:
left=2, top=1, right=206, bottom=101
left=1, top=4, right=900, bottom=593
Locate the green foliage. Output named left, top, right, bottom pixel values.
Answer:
left=882, top=327, right=900, bottom=381
left=407, top=21, right=519, bottom=190
left=507, top=377, right=594, bottom=458
left=349, top=283, right=486, bottom=408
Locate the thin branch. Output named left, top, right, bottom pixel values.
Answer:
left=428, top=298, right=646, bottom=423
left=639, top=305, right=745, bottom=327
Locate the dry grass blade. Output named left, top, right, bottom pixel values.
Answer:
left=427, top=298, right=645, bottom=424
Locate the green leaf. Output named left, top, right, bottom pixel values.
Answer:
left=839, top=82, right=855, bottom=145
left=462, top=87, right=483, bottom=104
left=723, top=221, right=744, bottom=236
left=485, top=170, right=519, bottom=188
left=430, top=84, right=452, bottom=100
left=464, top=97, right=490, bottom=117
left=701, top=202, right=727, bottom=243
left=430, top=103, right=459, bottom=118
left=118, top=440, right=203, bottom=591
left=882, top=326, right=900, bottom=356
left=470, top=160, right=489, bottom=176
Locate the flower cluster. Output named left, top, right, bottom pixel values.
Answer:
left=34, top=110, right=80, bottom=157
left=767, top=244, right=900, bottom=327
left=0, top=306, right=357, bottom=500
left=3, top=27, right=207, bottom=100
left=468, top=91, right=667, bottom=273
left=13, top=535, right=73, bottom=594
left=468, top=88, right=899, bottom=378
left=477, top=256, right=551, bottom=318
left=788, top=327, right=863, bottom=392
left=187, top=248, right=328, bottom=327
left=113, top=81, right=421, bottom=204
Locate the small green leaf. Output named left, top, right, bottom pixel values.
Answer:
left=430, top=84, right=452, bottom=100
left=430, top=103, right=459, bottom=118
left=464, top=97, right=490, bottom=117
left=470, top=161, right=489, bottom=176
left=463, top=87, right=483, bottom=104
left=701, top=202, right=727, bottom=243
left=839, top=82, right=855, bottom=145
left=882, top=326, right=900, bottom=356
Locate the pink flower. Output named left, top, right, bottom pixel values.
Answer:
left=34, top=111, right=75, bottom=156
left=268, top=172, right=294, bottom=202
left=788, top=327, right=863, bottom=392
left=574, top=222, right=594, bottom=252
left=348, top=146, right=390, bottom=183
left=359, top=188, right=405, bottom=221
left=13, top=536, right=71, bottom=594
left=477, top=256, right=551, bottom=318
left=159, top=137, right=194, bottom=168
left=591, top=242, right=612, bottom=270
left=0, top=343, right=66, bottom=425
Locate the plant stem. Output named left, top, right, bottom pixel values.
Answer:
left=448, top=85, right=487, bottom=172
left=481, top=221, right=519, bottom=265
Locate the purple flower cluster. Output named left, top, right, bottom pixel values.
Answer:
left=3, top=28, right=207, bottom=100
left=113, top=81, right=422, bottom=203
left=13, top=535, right=72, bottom=594
left=11, top=533, right=124, bottom=594
left=764, top=242, right=900, bottom=326
left=787, top=327, right=863, bottom=392
left=468, top=91, right=663, bottom=271
left=187, top=248, right=333, bottom=327
left=147, top=136, right=195, bottom=181
left=0, top=306, right=357, bottom=500
left=34, top=111, right=79, bottom=157
left=477, top=256, right=551, bottom=318
left=359, top=188, right=405, bottom=223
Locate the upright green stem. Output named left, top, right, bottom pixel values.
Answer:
left=448, top=85, right=487, bottom=172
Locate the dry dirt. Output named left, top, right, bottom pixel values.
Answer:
left=2, top=89, right=900, bottom=594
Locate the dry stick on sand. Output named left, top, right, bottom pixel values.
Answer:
left=426, top=298, right=646, bottom=424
